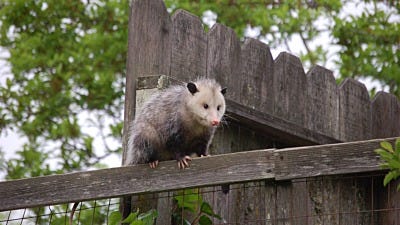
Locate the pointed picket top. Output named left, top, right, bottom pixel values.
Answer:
left=306, top=65, right=339, bottom=140
left=207, top=23, right=242, bottom=102
left=240, top=38, right=274, bottom=113
left=371, top=91, right=400, bottom=138
left=339, top=78, right=372, bottom=141
left=273, top=52, right=307, bottom=127
left=171, top=9, right=207, bottom=81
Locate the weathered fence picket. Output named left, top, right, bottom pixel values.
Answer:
left=372, top=91, right=400, bottom=138
left=339, top=78, right=372, bottom=141
left=171, top=10, right=207, bottom=81
left=306, top=65, right=339, bottom=139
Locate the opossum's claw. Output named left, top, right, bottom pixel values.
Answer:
left=178, top=156, right=192, bottom=169
left=149, top=160, right=159, bottom=168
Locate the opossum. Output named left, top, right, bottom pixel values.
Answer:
left=125, top=78, right=226, bottom=169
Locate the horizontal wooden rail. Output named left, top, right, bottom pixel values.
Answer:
left=274, top=137, right=395, bottom=180
left=0, top=149, right=274, bottom=211
left=0, top=137, right=396, bottom=211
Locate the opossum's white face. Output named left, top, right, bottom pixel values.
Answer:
left=186, top=80, right=226, bottom=128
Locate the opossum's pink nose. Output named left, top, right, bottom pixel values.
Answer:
left=211, top=120, right=220, bottom=126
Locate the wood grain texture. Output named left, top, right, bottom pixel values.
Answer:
left=226, top=99, right=340, bottom=146
left=171, top=10, right=207, bottom=81
left=240, top=38, right=274, bottom=113
left=273, top=52, right=307, bottom=127
left=123, top=0, right=172, bottom=217
left=0, top=150, right=274, bottom=211
left=275, top=181, right=291, bottom=225
left=274, top=137, right=395, bottom=180
left=123, top=0, right=172, bottom=164
left=371, top=91, right=400, bottom=138
left=338, top=78, right=372, bottom=141
left=306, top=65, right=340, bottom=140
left=207, top=23, right=241, bottom=102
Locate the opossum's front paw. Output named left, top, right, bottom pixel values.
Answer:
left=177, top=156, right=192, bottom=169
left=149, top=160, right=159, bottom=169
left=200, top=154, right=211, bottom=157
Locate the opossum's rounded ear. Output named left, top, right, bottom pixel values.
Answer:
left=187, top=82, right=198, bottom=95
left=221, top=87, right=227, bottom=95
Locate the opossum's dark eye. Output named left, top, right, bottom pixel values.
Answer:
left=203, top=104, right=209, bottom=109
left=217, top=105, right=221, bottom=111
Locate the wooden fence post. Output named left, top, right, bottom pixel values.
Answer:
left=122, top=0, right=172, bottom=221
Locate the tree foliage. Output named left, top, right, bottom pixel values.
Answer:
left=0, top=0, right=399, bottom=180
left=0, top=0, right=128, bottom=178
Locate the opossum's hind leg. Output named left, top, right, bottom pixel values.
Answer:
left=143, top=143, right=159, bottom=168
left=135, top=135, right=159, bottom=168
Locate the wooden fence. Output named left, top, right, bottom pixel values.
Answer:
left=1, top=0, right=400, bottom=224
left=123, top=0, right=400, bottom=155
left=120, top=0, right=400, bottom=224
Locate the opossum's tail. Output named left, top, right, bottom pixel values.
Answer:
left=69, top=202, right=80, bottom=225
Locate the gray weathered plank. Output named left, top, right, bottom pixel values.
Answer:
left=275, top=181, right=292, bottom=225
left=273, top=52, right=307, bottom=127
left=123, top=0, right=172, bottom=218
left=338, top=78, right=372, bottom=141
left=240, top=38, right=274, bottom=113
left=171, top=9, right=207, bottom=81
left=274, top=137, right=395, bottom=180
left=123, top=0, right=172, bottom=163
left=371, top=91, right=400, bottom=138
left=207, top=23, right=241, bottom=102
left=0, top=150, right=274, bottom=211
left=226, top=99, right=340, bottom=146
left=264, top=182, right=276, bottom=225
left=306, top=65, right=339, bottom=140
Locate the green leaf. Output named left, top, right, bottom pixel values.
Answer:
left=375, top=149, right=394, bottom=162
left=108, top=211, right=122, bottom=225
left=395, top=138, right=400, bottom=152
left=380, top=141, right=394, bottom=153
left=200, top=202, right=222, bottom=220
left=383, top=171, right=400, bottom=186
left=131, top=221, right=144, bottom=225
left=121, top=209, right=139, bottom=224
left=387, top=159, right=400, bottom=169
left=198, top=215, right=212, bottom=225
left=175, top=189, right=202, bottom=212
left=138, top=209, right=158, bottom=225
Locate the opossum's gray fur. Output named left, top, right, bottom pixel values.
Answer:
left=125, top=78, right=226, bottom=167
